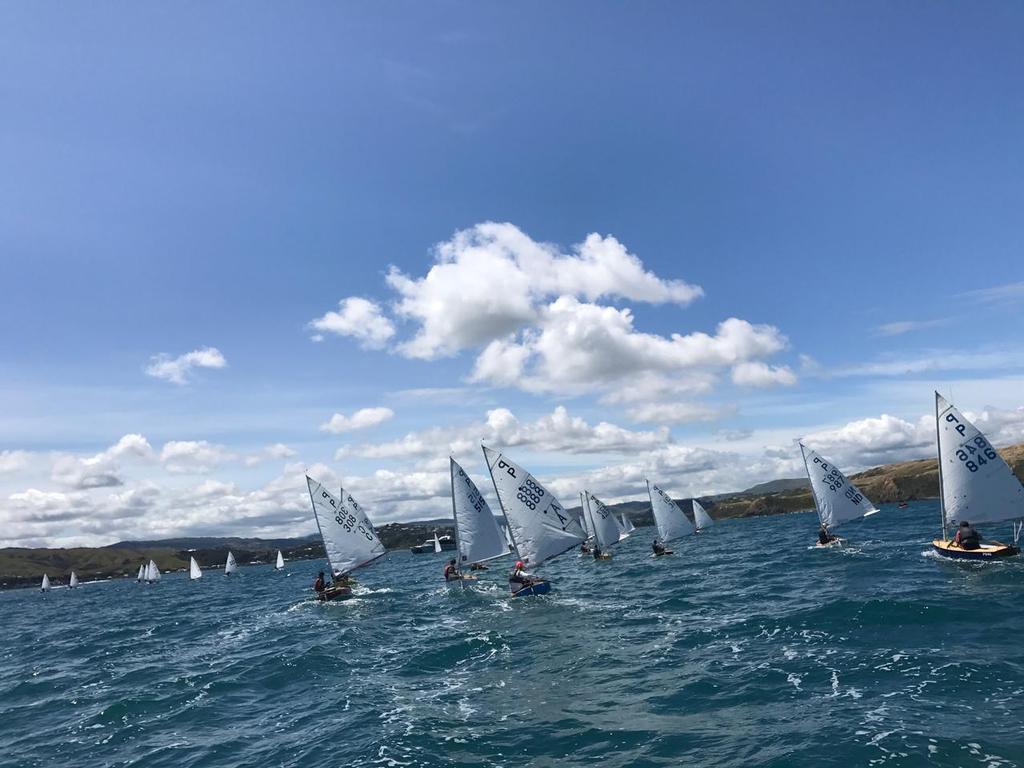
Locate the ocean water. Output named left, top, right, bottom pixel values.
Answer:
left=3, top=501, right=1024, bottom=768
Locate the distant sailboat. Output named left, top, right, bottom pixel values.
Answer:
left=137, top=563, right=146, bottom=582
left=224, top=551, right=237, bottom=576
left=69, top=571, right=79, bottom=589
left=647, top=480, right=695, bottom=547
left=621, top=514, right=636, bottom=535
left=931, top=392, right=1023, bottom=560
left=189, top=556, right=202, bottom=580
left=432, top=533, right=442, bottom=554
left=692, top=500, right=714, bottom=532
left=800, top=443, right=878, bottom=545
left=613, top=510, right=629, bottom=541
left=146, top=560, right=161, bottom=583
left=40, top=574, right=50, bottom=592
left=583, top=491, right=621, bottom=557
left=449, top=458, right=510, bottom=584
left=305, top=476, right=387, bottom=600
left=484, top=445, right=585, bottom=596
left=275, top=550, right=285, bottom=570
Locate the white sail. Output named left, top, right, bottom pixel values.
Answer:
left=936, top=392, right=1024, bottom=528
left=622, top=514, right=636, bottom=534
left=692, top=500, right=714, bottom=530
left=275, top=550, right=285, bottom=569
left=137, top=563, right=146, bottom=582
left=800, top=443, right=878, bottom=529
left=189, top=556, right=202, bottom=580
left=224, top=551, right=237, bottom=575
left=147, top=560, right=161, bottom=582
left=69, top=571, right=78, bottom=588
left=586, top=492, right=623, bottom=550
left=41, top=574, right=50, bottom=591
left=306, top=475, right=386, bottom=578
left=483, top=446, right=585, bottom=568
left=450, top=458, right=509, bottom=566
left=432, top=533, right=442, bottom=554
left=580, top=505, right=592, bottom=538
left=647, top=481, right=695, bottom=542
left=615, top=511, right=629, bottom=540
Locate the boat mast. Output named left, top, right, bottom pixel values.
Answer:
left=484, top=447, right=523, bottom=562
left=935, top=392, right=948, bottom=542
left=449, top=460, right=464, bottom=563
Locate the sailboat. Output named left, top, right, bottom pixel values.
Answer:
left=224, top=551, right=237, bottom=576
left=275, top=550, right=285, bottom=570
left=69, top=571, right=79, bottom=589
left=449, top=458, right=510, bottom=585
left=692, top=500, right=714, bottom=532
left=305, top=475, right=387, bottom=600
left=40, top=574, right=50, bottom=592
left=583, top=491, right=620, bottom=558
left=432, top=533, right=442, bottom=553
left=931, top=392, right=1023, bottom=560
left=800, top=443, right=879, bottom=546
left=621, top=514, right=636, bottom=536
left=647, top=480, right=695, bottom=553
left=137, top=563, right=146, bottom=582
left=483, top=446, right=585, bottom=596
left=189, top=556, right=202, bottom=580
left=146, top=560, right=161, bottom=583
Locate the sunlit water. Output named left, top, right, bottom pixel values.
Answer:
left=3, top=501, right=1024, bottom=767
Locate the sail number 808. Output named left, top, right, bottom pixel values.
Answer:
left=956, top=436, right=998, bottom=473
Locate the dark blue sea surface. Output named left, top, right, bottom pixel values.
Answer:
left=4, top=501, right=1024, bottom=767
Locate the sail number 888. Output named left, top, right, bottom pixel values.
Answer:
left=956, top=436, right=998, bottom=473
left=516, top=478, right=545, bottom=510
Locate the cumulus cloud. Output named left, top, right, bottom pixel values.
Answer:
left=0, top=450, right=30, bottom=474
left=730, top=361, right=797, bottom=388
left=308, top=297, right=395, bottom=349
left=337, top=405, right=669, bottom=462
left=244, top=443, right=298, bottom=467
left=801, top=414, right=931, bottom=467
left=51, top=434, right=154, bottom=489
left=160, top=440, right=235, bottom=474
left=626, top=402, right=734, bottom=425
left=320, top=407, right=395, bottom=434
left=145, top=347, right=227, bottom=385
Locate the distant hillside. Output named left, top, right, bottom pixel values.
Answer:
left=740, top=477, right=809, bottom=495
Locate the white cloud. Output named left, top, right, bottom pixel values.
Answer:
left=160, top=440, right=235, bottom=474
left=308, top=297, right=395, bottom=349
left=962, top=281, right=1024, bottom=305
left=385, top=222, right=703, bottom=360
left=337, top=405, right=669, bottom=462
left=874, top=319, right=948, bottom=337
left=265, top=443, right=297, bottom=459
left=731, top=361, right=797, bottom=388
left=320, top=407, right=395, bottom=434
left=0, top=450, right=30, bottom=474
left=801, top=414, right=931, bottom=467
left=51, top=434, right=154, bottom=489
left=145, top=347, right=227, bottom=385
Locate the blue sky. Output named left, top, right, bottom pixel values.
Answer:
left=2, top=3, right=1023, bottom=546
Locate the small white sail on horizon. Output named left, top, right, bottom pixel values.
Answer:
left=146, top=560, right=161, bottom=582
left=800, top=443, right=878, bottom=530
left=306, top=475, right=387, bottom=578
left=432, top=533, right=442, bottom=554
left=483, top=446, right=585, bottom=568
left=647, top=481, right=695, bottom=542
left=275, top=550, right=285, bottom=570
left=621, top=514, right=636, bottom=535
left=614, top=511, right=629, bottom=541
left=935, top=392, right=1024, bottom=530
left=69, top=571, right=79, bottom=588
left=41, top=574, right=50, bottom=592
left=137, top=563, right=146, bottom=582
left=586, top=491, right=623, bottom=550
left=224, top=551, right=237, bottom=576
left=450, top=458, right=509, bottom=568
left=189, top=556, right=202, bottom=580
left=692, top=500, right=714, bottom=531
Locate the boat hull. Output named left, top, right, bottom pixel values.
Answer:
left=652, top=550, right=674, bottom=557
left=931, top=539, right=1019, bottom=560
left=511, top=581, right=551, bottom=598
left=317, top=584, right=354, bottom=601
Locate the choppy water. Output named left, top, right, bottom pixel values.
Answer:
left=4, top=501, right=1024, bottom=767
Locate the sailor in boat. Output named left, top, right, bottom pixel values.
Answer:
left=579, top=541, right=591, bottom=554
left=951, top=520, right=982, bottom=550
left=508, top=560, right=536, bottom=594
left=469, top=561, right=487, bottom=571
left=652, top=538, right=667, bottom=556
left=313, top=571, right=327, bottom=595
left=443, top=558, right=462, bottom=581
left=592, top=544, right=604, bottom=559
left=817, top=525, right=838, bottom=546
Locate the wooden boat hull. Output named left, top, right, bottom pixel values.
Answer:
left=652, top=550, right=674, bottom=557
left=317, top=585, right=354, bottom=601
left=511, top=581, right=551, bottom=598
left=931, top=539, right=1019, bottom=560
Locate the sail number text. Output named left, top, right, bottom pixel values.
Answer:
left=811, top=456, right=863, bottom=504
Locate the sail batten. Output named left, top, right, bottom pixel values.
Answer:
left=935, top=393, right=1024, bottom=528
left=451, top=458, right=509, bottom=566
left=306, top=476, right=387, bottom=578
left=483, top=446, right=585, bottom=568
left=648, top=481, right=695, bottom=542
left=800, top=443, right=878, bottom=530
